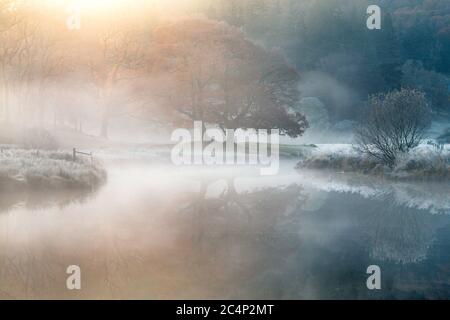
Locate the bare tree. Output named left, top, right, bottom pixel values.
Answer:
left=15, top=22, right=63, bottom=125
left=0, top=0, right=21, bottom=121
left=88, top=27, right=147, bottom=139
left=355, top=88, right=431, bottom=167
left=0, top=2, right=64, bottom=126
left=0, top=0, right=18, bottom=33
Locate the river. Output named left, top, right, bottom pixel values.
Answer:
left=0, top=156, right=449, bottom=299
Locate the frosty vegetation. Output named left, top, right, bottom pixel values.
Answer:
left=0, top=146, right=106, bottom=191
left=297, top=144, right=450, bottom=180
left=296, top=88, right=449, bottom=179
left=355, top=89, right=432, bottom=167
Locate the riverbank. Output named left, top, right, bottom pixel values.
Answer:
left=296, top=144, right=450, bottom=180
left=0, top=146, right=107, bottom=192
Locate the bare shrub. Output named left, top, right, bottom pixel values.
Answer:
left=355, top=89, right=431, bottom=167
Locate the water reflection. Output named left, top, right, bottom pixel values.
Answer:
left=0, top=190, right=97, bottom=214
left=0, top=162, right=449, bottom=299
left=296, top=169, right=450, bottom=214
left=364, top=193, right=438, bottom=264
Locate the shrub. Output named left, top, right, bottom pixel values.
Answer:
left=355, top=89, right=432, bottom=167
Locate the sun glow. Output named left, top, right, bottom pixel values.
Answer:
left=44, top=0, right=136, bottom=12
left=45, top=0, right=201, bottom=9
left=40, top=0, right=194, bottom=16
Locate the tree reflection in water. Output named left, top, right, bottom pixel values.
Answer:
left=1, top=166, right=450, bottom=299
left=364, top=193, right=437, bottom=264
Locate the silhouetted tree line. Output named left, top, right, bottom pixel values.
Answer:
left=205, top=0, right=450, bottom=120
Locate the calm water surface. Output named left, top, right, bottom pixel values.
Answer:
left=0, top=158, right=449, bottom=299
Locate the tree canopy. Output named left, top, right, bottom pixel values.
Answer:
left=143, top=18, right=308, bottom=137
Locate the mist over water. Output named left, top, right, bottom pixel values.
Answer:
left=0, top=157, right=449, bottom=299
